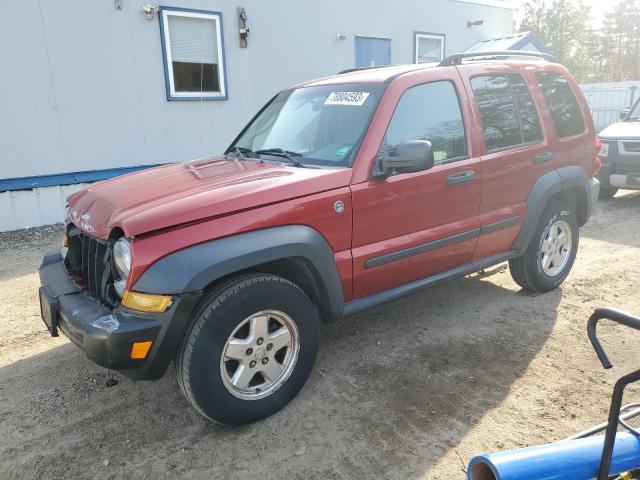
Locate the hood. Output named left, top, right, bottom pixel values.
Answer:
left=599, top=121, right=640, bottom=139
left=67, top=157, right=352, bottom=238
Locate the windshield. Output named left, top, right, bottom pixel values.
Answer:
left=628, top=100, right=640, bottom=121
left=229, top=83, right=384, bottom=167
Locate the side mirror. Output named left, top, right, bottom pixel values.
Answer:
left=620, top=109, right=630, bottom=121
left=376, top=140, right=435, bottom=178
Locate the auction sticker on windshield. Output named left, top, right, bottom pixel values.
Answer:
left=324, top=92, right=370, bottom=106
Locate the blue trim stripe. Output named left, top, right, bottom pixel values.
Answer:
left=0, top=164, right=162, bottom=192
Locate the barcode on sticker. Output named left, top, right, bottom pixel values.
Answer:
left=324, top=92, right=370, bottom=106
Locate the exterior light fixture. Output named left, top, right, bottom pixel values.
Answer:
left=142, top=4, right=159, bottom=20
left=238, top=7, right=250, bottom=48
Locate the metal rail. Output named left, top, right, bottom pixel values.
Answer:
left=587, top=307, right=640, bottom=480
left=439, top=50, right=556, bottom=66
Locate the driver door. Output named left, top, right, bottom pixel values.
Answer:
left=351, top=72, right=481, bottom=298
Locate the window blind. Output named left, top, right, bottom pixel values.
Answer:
left=168, top=15, right=218, bottom=64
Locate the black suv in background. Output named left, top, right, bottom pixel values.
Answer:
left=598, top=98, right=640, bottom=198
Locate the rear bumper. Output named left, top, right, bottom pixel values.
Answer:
left=38, top=251, right=201, bottom=380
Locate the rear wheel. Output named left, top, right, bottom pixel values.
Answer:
left=599, top=186, right=618, bottom=199
left=176, top=274, right=320, bottom=424
left=509, top=200, right=579, bottom=292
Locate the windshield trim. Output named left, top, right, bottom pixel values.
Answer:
left=626, top=98, right=640, bottom=121
left=225, top=82, right=387, bottom=168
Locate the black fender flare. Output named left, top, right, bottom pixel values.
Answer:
left=133, top=225, right=345, bottom=318
left=513, top=166, right=594, bottom=254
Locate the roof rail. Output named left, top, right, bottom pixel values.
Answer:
left=337, top=65, right=395, bottom=74
left=439, top=50, right=555, bottom=67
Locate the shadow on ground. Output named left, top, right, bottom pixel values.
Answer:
left=583, top=191, right=640, bottom=247
left=0, top=271, right=562, bottom=480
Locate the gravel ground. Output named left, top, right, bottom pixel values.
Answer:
left=1, top=192, right=640, bottom=480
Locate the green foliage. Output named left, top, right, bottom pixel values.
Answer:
left=520, top=0, right=640, bottom=82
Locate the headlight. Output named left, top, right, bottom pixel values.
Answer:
left=600, top=142, right=609, bottom=158
left=113, top=237, right=131, bottom=297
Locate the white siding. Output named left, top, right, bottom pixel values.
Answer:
left=0, top=185, right=86, bottom=231
left=0, top=0, right=514, bottom=231
left=580, top=81, right=640, bottom=132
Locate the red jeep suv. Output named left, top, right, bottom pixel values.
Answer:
left=39, top=51, right=600, bottom=424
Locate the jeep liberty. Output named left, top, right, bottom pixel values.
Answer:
left=39, top=51, right=600, bottom=424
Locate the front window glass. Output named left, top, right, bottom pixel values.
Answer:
left=232, top=83, right=384, bottom=167
left=383, top=81, right=467, bottom=163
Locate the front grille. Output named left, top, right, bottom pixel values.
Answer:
left=66, top=225, right=118, bottom=306
left=623, top=141, right=640, bottom=153
left=615, top=164, right=640, bottom=176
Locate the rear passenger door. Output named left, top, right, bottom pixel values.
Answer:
left=535, top=70, right=593, bottom=174
left=459, top=66, right=552, bottom=260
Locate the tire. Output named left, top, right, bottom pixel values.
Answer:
left=599, top=186, right=618, bottom=199
left=176, top=273, right=320, bottom=425
left=509, top=200, right=579, bottom=293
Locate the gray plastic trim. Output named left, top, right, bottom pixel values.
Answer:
left=134, top=226, right=345, bottom=317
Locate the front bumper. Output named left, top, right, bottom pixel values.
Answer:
left=38, top=251, right=201, bottom=380
left=598, top=142, right=640, bottom=190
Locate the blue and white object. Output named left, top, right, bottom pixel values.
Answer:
left=467, top=432, right=640, bottom=480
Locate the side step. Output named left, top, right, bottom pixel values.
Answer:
left=342, top=251, right=517, bottom=317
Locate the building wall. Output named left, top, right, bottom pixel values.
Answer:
left=0, top=0, right=513, bottom=231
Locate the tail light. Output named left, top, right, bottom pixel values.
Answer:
left=593, top=138, right=602, bottom=176
left=594, top=137, right=603, bottom=155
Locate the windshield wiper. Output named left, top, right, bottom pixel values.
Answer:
left=254, top=148, right=305, bottom=168
left=227, top=146, right=255, bottom=159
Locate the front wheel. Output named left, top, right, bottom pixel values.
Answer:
left=176, top=274, right=320, bottom=424
left=509, top=200, right=579, bottom=292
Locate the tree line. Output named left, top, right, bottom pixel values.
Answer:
left=520, top=0, right=640, bottom=83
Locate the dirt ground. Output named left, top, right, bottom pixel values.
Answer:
left=1, top=192, right=640, bottom=480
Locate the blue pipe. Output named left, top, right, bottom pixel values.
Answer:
left=467, top=432, right=640, bottom=480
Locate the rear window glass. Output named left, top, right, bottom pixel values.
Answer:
left=471, top=74, right=540, bottom=151
left=508, top=74, right=543, bottom=143
left=536, top=72, right=585, bottom=138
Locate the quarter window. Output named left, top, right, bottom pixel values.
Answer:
left=471, top=73, right=542, bottom=151
left=383, top=81, right=467, bottom=163
left=159, top=8, right=227, bottom=100
left=536, top=72, right=585, bottom=138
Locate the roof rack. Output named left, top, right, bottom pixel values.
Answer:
left=439, top=50, right=555, bottom=67
left=337, top=65, right=396, bottom=75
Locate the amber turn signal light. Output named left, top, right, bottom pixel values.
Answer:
left=121, top=291, right=172, bottom=313
left=131, top=341, right=153, bottom=359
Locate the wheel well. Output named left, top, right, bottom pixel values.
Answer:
left=549, top=186, right=589, bottom=226
left=200, top=257, right=333, bottom=321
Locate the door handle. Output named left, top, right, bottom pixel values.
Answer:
left=533, top=152, right=554, bottom=164
left=446, top=170, right=475, bottom=185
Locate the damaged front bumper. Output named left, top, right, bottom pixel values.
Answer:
left=38, top=251, right=201, bottom=380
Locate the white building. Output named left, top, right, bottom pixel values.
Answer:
left=0, top=0, right=516, bottom=231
